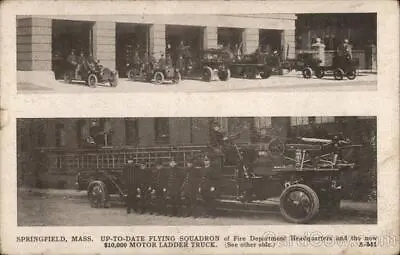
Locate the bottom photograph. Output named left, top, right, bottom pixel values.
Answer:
left=17, top=116, right=377, bottom=225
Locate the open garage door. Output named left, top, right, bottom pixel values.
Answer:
left=116, top=23, right=150, bottom=78
left=218, top=27, right=243, bottom=52
left=165, top=25, right=204, bottom=68
left=52, top=20, right=94, bottom=80
left=259, top=29, right=283, bottom=55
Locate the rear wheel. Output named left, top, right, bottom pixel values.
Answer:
left=202, top=66, right=213, bottom=82
left=87, top=74, right=98, bottom=88
left=260, top=66, right=272, bottom=79
left=315, top=67, right=325, bottom=79
left=302, top=67, right=312, bottom=79
left=333, top=68, right=344, bottom=80
left=153, top=71, right=164, bottom=85
left=346, top=69, right=356, bottom=80
left=280, top=184, right=319, bottom=224
left=218, top=67, right=230, bottom=81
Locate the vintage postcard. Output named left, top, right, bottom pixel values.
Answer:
left=1, top=1, right=399, bottom=255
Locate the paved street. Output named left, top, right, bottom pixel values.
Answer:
left=18, top=188, right=377, bottom=226
left=18, top=72, right=377, bottom=94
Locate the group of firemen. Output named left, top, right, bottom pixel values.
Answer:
left=124, top=120, right=252, bottom=217
left=66, top=49, right=97, bottom=80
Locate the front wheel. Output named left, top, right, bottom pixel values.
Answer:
left=202, top=66, right=213, bottom=82
left=218, top=68, right=230, bottom=81
left=302, top=67, right=312, bottom=79
left=153, top=71, right=164, bottom=85
left=87, top=74, right=98, bottom=88
left=333, top=68, right=344, bottom=80
left=279, top=184, right=319, bottom=224
left=346, top=69, right=356, bottom=80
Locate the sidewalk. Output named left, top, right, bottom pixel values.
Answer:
left=17, top=71, right=377, bottom=93
left=19, top=187, right=377, bottom=214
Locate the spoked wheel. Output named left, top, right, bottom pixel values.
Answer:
left=280, top=184, right=319, bottom=224
left=346, top=69, right=356, bottom=80
left=172, top=71, right=181, bottom=84
left=268, top=138, right=285, bottom=157
left=217, top=67, right=230, bottom=81
left=333, top=68, right=344, bottom=80
left=153, top=71, right=164, bottom=85
left=88, top=183, right=107, bottom=208
left=202, top=66, right=213, bottom=82
left=315, top=67, right=325, bottom=79
left=87, top=74, right=98, bottom=88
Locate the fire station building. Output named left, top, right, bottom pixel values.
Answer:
left=17, top=14, right=296, bottom=79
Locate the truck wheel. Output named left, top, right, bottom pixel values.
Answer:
left=315, top=67, right=325, bottom=79
left=280, top=184, right=319, bottom=224
left=260, top=66, right=272, bottom=79
left=88, top=182, right=108, bottom=208
left=218, top=68, right=230, bottom=81
left=153, top=71, right=164, bottom=85
left=202, top=66, right=213, bottom=82
left=346, top=69, right=356, bottom=80
left=88, top=74, right=98, bottom=88
left=302, top=67, right=312, bottom=79
left=333, top=68, right=344, bottom=80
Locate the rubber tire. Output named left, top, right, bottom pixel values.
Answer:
left=279, top=184, right=320, bottom=224
left=315, top=67, right=325, bottom=79
left=110, top=72, right=118, bottom=87
left=217, top=68, right=230, bottom=81
left=88, top=74, right=98, bottom=88
left=202, top=66, right=213, bottom=82
left=346, top=69, right=356, bottom=80
left=260, top=66, right=272, bottom=79
left=173, top=71, right=181, bottom=84
left=302, top=67, right=312, bottom=79
left=334, top=68, right=344, bottom=80
left=153, top=71, right=164, bottom=85
left=88, top=183, right=107, bottom=208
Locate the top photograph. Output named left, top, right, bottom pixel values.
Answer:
left=16, top=13, right=377, bottom=93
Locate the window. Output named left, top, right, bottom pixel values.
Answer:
left=155, top=118, right=170, bottom=144
left=55, top=123, right=65, bottom=147
left=290, top=117, right=309, bottom=126
left=125, top=118, right=139, bottom=146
